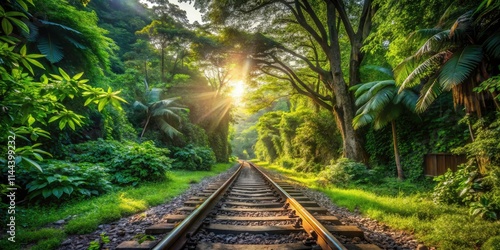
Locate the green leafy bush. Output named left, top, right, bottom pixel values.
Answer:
left=25, top=161, right=112, bottom=201
left=319, top=158, right=370, bottom=187
left=278, top=157, right=296, bottom=169
left=108, top=141, right=172, bottom=186
left=63, top=139, right=172, bottom=186
left=171, top=145, right=216, bottom=171
left=63, top=138, right=123, bottom=163
left=433, top=163, right=499, bottom=220
left=432, top=164, right=477, bottom=205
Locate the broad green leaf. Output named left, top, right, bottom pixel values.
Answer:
left=48, top=115, right=61, bottom=123
left=25, top=57, right=45, bottom=69
left=62, top=186, right=73, bottom=195
left=67, top=120, right=75, bottom=130
left=2, top=18, right=13, bottom=35
left=98, top=98, right=108, bottom=111
left=21, top=157, right=43, bottom=172
left=42, top=189, right=52, bottom=198
left=46, top=176, right=57, bottom=183
left=20, top=58, right=34, bottom=75
left=37, top=36, right=64, bottom=63
left=53, top=188, right=63, bottom=199
left=28, top=115, right=35, bottom=125
left=20, top=44, right=27, bottom=55
left=7, top=16, right=28, bottom=34
left=59, top=119, right=67, bottom=130
left=73, top=72, right=84, bottom=80
left=59, top=68, right=71, bottom=81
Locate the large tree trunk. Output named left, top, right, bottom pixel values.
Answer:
left=326, top=1, right=368, bottom=163
left=330, top=84, right=367, bottom=163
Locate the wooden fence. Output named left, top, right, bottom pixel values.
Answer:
left=424, top=153, right=467, bottom=176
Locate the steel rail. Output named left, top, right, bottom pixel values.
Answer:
left=249, top=162, right=347, bottom=250
left=152, top=162, right=243, bottom=250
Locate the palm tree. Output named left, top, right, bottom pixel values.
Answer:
left=133, top=87, right=188, bottom=139
left=351, top=69, right=418, bottom=180
left=395, top=0, right=500, bottom=116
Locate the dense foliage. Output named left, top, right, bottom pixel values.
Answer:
left=23, top=161, right=112, bottom=202
left=64, top=139, right=172, bottom=186
left=319, top=158, right=371, bottom=187
left=171, top=144, right=216, bottom=171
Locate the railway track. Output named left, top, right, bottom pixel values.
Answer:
left=116, top=161, right=380, bottom=250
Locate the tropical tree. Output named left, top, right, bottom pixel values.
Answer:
left=26, top=0, right=116, bottom=77
left=137, top=3, right=194, bottom=83
left=133, top=87, right=188, bottom=139
left=351, top=67, right=418, bottom=179
left=0, top=0, right=127, bottom=170
left=395, top=0, right=500, bottom=117
left=185, top=0, right=376, bottom=163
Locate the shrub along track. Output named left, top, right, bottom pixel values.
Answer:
left=116, top=161, right=380, bottom=250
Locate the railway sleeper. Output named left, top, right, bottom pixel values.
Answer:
left=196, top=242, right=314, bottom=250
left=204, top=224, right=304, bottom=234
left=223, top=201, right=283, bottom=208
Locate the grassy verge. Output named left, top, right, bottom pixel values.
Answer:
left=256, top=161, right=500, bottom=250
left=0, top=162, right=235, bottom=250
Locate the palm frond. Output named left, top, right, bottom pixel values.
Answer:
left=438, top=45, right=482, bottom=91
left=395, top=89, right=418, bottom=111
left=152, top=108, right=181, bottom=118
left=399, top=52, right=446, bottom=90
left=394, top=56, right=418, bottom=87
left=450, top=11, right=473, bottom=37
left=354, top=80, right=395, bottom=106
left=156, top=118, right=182, bottom=139
left=407, top=28, right=444, bottom=45
left=146, top=88, right=164, bottom=103
left=361, top=65, right=394, bottom=78
left=416, top=78, right=442, bottom=113
left=132, top=101, right=148, bottom=112
left=352, top=113, right=374, bottom=129
left=373, top=105, right=403, bottom=130
left=352, top=81, right=378, bottom=96
left=158, top=98, right=182, bottom=107
left=36, top=35, right=63, bottom=63
left=368, top=80, right=395, bottom=95
left=415, top=30, right=451, bottom=56
left=365, top=87, right=397, bottom=114
left=483, top=33, right=500, bottom=60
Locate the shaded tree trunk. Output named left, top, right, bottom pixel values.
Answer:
left=325, top=1, right=368, bottom=163
left=391, top=120, right=404, bottom=180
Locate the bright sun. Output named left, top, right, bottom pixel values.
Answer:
left=229, top=80, right=246, bottom=99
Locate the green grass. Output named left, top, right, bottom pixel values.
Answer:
left=0, top=163, right=235, bottom=250
left=255, top=160, right=500, bottom=250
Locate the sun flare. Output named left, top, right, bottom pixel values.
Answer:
left=229, top=80, right=246, bottom=99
